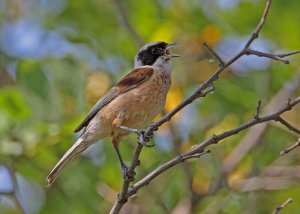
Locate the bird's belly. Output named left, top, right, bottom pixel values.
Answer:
left=115, top=85, right=167, bottom=128
left=124, top=92, right=165, bottom=128
left=91, top=72, right=170, bottom=138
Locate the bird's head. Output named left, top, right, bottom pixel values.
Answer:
left=134, top=42, right=179, bottom=68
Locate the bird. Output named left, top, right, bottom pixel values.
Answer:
left=46, top=41, right=179, bottom=185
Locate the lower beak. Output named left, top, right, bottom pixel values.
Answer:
left=168, top=54, right=180, bottom=58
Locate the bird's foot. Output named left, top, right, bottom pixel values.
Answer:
left=117, top=125, right=155, bottom=147
left=137, top=130, right=155, bottom=147
left=121, top=163, right=136, bottom=182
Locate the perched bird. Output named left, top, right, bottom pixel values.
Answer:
left=47, top=42, right=178, bottom=185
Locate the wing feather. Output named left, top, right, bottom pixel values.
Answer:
left=74, top=67, right=154, bottom=132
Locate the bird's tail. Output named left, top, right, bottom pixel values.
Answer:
left=46, top=137, right=88, bottom=186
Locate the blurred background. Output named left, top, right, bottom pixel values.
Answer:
left=1, top=0, right=300, bottom=213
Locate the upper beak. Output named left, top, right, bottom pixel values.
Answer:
left=165, top=43, right=180, bottom=58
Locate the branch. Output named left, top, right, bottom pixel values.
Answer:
left=245, top=49, right=300, bottom=64
left=280, top=138, right=300, bottom=156
left=278, top=50, right=300, bottom=58
left=272, top=198, right=293, bottom=214
left=205, top=73, right=300, bottom=195
left=255, top=100, right=262, bottom=119
left=244, top=0, right=272, bottom=49
left=110, top=0, right=300, bottom=212
left=276, top=117, right=300, bottom=135
left=222, top=72, right=300, bottom=175
left=202, top=41, right=225, bottom=66
left=126, top=97, right=300, bottom=197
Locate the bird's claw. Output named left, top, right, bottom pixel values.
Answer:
left=118, top=125, right=155, bottom=146
left=137, top=130, right=155, bottom=147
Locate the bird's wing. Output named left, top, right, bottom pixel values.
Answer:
left=74, top=67, right=154, bottom=132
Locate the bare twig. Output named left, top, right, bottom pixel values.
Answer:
left=245, top=49, right=290, bottom=64
left=272, top=198, right=293, bottom=214
left=202, top=41, right=225, bottom=66
left=251, top=49, right=300, bottom=64
left=244, top=0, right=272, bottom=49
left=255, top=100, right=262, bottom=119
left=276, top=117, right=300, bottom=135
left=280, top=138, right=300, bottom=156
left=278, top=50, right=300, bottom=58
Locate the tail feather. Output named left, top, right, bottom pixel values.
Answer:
left=47, top=138, right=87, bottom=186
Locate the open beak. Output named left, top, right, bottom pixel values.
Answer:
left=165, top=43, right=180, bottom=58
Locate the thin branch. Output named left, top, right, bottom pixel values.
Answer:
left=182, top=150, right=211, bottom=161
left=278, top=50, right=300, bottom=58
left=276, top=117, right=300, bottom=135
left=244, top=49, right=300, bottom=65
left=244, top=0, right=272, bottom=49
left=255, top=100, right=262, bottom=119
left=127, top=97, right=300, bottom=197
left=280, top=138, right=300, bottom=156
left=202, top=42, right=225, bottom=66
left=246, top=49, right=290, bottom=64
left=272, top=198, right=293, bottom=214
